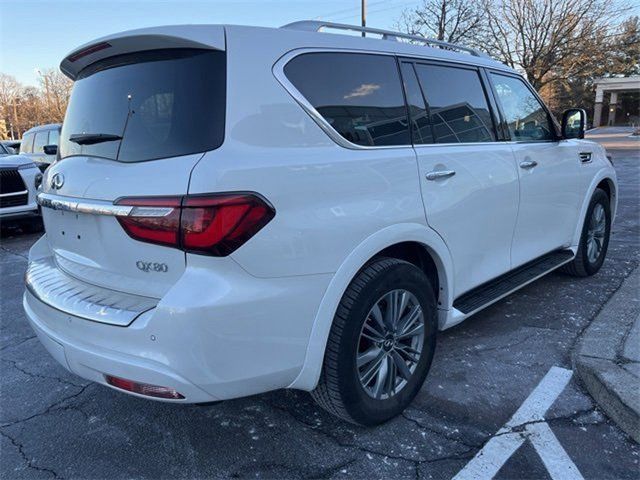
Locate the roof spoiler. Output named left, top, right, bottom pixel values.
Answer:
left=60, top=25, right=226, bottom=80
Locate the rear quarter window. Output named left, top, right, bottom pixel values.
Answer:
left=284, top=52, right=410, bottom=147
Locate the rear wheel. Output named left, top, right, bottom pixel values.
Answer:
left=311, top=258, right=437, bottom=425
left=562, top=188, right=611, bottom=277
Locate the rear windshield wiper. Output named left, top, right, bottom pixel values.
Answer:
left=68, top=133, right=122, bottom=145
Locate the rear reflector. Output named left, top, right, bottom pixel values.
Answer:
left=105, top=375, right=184, bottom=399
left=116, top=193, right=275, bottom=256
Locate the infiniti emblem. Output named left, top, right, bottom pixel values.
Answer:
left=50, top=173, right=65, bottom=190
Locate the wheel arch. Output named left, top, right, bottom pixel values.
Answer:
left=571, top=170, right=618, bottom=248
left=288, top=223, right=453, bottom=391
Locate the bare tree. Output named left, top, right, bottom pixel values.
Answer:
left=37, top=68, right=73, bottom=123
left=0, top=74, right=22, bottom=139
left=396, top=0, right=485, bottom=43
left=480, top=0, right=628, bottom=90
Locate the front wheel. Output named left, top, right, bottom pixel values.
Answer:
left=311, top=258, right=437, bottom=426
left=562, top=188, right=611, bottom=277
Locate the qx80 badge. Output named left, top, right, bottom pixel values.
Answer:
left=136, top=261, right=169, bottom=273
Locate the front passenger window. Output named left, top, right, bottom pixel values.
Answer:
left=490, top=74, right=553, bottom=142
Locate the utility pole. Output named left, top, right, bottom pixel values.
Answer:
left=361, top=0, right=366, bottom=37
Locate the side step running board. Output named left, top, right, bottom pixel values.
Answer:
left=453, top=250, right=574, bottom=315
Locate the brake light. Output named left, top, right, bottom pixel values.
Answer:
left=115, top=193, right=275, bottom=256
left=67, top=42, right=111, bottom=62
left=105, top=375, right=184, bottom=399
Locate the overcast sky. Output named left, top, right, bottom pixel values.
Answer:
left=0, top=0, right=415, bottom=86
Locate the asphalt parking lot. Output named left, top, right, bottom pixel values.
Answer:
left=1, top=137, right=638, bottom=479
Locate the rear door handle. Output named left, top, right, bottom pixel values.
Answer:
left=519, top=160, right=538, bottom=169
left=425, top=170, right=456, bottom=181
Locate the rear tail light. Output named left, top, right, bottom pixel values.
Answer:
left=115, top=193, right=275, bottom=256
left=105, top=375, right=184, bottom=399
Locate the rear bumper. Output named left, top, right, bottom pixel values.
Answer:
left=24, top=290, right=214, bottom=402
left=23, top=238, right=332, bottom=402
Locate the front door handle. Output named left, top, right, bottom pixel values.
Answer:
left=519, top=160, right=538, bottom=169
left=425, top=170, right=456, bottom=181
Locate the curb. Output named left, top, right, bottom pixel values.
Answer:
left=573, top=267, right=640, bottom=443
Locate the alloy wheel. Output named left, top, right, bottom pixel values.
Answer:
left=586, top=203, right=606, bottom=264
left=356, top=289, right=425, bottom=399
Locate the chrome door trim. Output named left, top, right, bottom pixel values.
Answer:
left=37, top=192, right=173, bottom=217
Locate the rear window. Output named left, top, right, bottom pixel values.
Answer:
left=59, top=48, right=226, bottom=162
left=48, top=128, right=60, bottom=146
left=20, top=133, right=34, bottom=154
left=284, top=52, right=410, bottom=147
left=33, top=131, right=49, bottom=153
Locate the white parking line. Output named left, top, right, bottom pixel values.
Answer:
left=453, top=366, right=583, bottom=480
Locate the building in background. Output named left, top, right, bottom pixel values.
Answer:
left=593, top=76, right=640, bottom=127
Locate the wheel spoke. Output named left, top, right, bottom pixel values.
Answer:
left=398, top=306, right=421, bottom=335
left=363, top=322, right=385, bottom=341
left=396, top=346, right=420, bottom=363
left=357, top=346, right=383, bottom=368
left=372, top=356, right=389, bottom=399
left=385, top=356, right=396, bottom=396
left=360, top=351, right=386, bottom=385
left=391, top=351, right=413, bottom=380
left=397, top=291, right=409, bottom=326
left=384, top=291, right=398, bottom=330
left=397, top=322, right=424, bottom=340
left=370, top=303, right=387, bottom=334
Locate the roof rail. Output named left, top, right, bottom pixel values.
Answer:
left=281, top=20, right=489, bottom=58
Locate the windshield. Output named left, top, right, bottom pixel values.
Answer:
left=59, top=48, right=226, bottom=162
left=0, top=144, right=9, bottom=155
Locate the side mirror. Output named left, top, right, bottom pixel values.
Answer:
left=43, top=144, right=58, bottom=155
left=562, top=109, right=586, bottom=139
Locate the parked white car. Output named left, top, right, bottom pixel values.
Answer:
left=24, top=22, right=617, bottom=425
left=19, top=123, right=61, bottom=172
left=0, top=151, right=41, bottom=222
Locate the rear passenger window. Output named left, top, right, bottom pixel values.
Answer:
left=399, top=62, right=433, bottom=144
left=414, top=64, right=495, bottom=143
left=284, top=53, right=410, bottom=147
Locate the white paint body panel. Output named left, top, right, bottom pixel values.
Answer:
left=24, top=23, right=617, bottom=402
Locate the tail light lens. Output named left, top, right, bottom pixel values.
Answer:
left=115, top=193, right=275, bottom=256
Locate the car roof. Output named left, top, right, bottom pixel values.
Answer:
left=22, top=123, right=62, bottom=135
left=61, top=22, right=515, bottom=80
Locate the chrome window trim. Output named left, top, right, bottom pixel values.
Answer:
left=37, top=192, right=173, bottom=217
left=273, top=48, right=516, bottom=151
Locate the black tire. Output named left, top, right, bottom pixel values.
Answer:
left=561, top=188, right=611, bottom=277
left=311, top=257, right=437, bottom=426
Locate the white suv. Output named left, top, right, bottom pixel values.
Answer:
left=24, top=21, right=617, bottom=425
